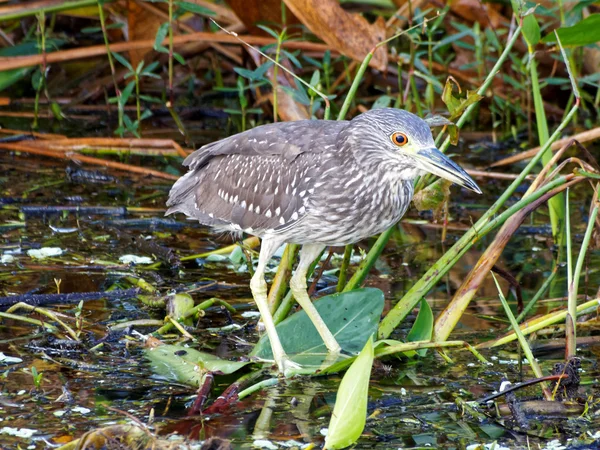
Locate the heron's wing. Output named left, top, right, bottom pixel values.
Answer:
left=166, top=120, right=347, bottom=232
left=183, top=120, right=346, bottom=170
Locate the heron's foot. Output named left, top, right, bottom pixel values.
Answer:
left=277, top=355, right=302, bottom=378
left=326, top=342, right=342, bottom=355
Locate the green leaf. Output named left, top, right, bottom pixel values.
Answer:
left=50, top=102, right=63, bottom=121
left=257, top=24, right=280, bottom=39
left=281, top=84, right=311, bottom=106
left=252, top=288, right=384, bottom=368
left=111, top=52, right=133, bottom=71
left=135, top=60, right=145, bottom=75
left=31, top=69, right=43, bottom=90
left=145, top=344, right=250, bottom=386
left=81, top=23, right=123, bottom=34
left=372, top=95, right=392, bottom=109
left=324, top=337, right=373, bottom=450
left=141, top=61, right=160, bottom=76
left=139, top=94, right=163, bottom=103
left=154, top=22, right=170, bottom=52
left=522, top=13, right=540, bottom=47
left=120, top=81, right=136, bottom=106
left=405, top=299, right=433, bottom=357
left=173, top=52, right=186, bottom=65
left=175, top=1, right=215, bottom=16
left=541, top=14, right=600, bottom=47
left=234, top=62, right=272, bottom=81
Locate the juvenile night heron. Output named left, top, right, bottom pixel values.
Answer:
left=166, top=108, right=481, bottom=375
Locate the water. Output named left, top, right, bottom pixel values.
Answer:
left=1, top=121, right=599, bottom=449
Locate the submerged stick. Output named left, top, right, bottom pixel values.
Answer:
left=0, top=288, right=140, bottom=308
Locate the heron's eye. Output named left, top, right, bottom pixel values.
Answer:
left=391, top=132, right=409, bottom=147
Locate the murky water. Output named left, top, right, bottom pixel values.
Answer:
left=1, top=119, right=599, bottom=449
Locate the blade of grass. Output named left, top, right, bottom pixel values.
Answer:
left=567, top=188, right=599, bottom=357
left=478, top=297, right=599, bottom=349
left=491, top=273, right=552, bottom=400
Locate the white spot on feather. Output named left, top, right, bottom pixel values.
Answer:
left=265, top=209, right=272, bottom=218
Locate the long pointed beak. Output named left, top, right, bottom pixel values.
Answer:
left=415, top=147, right=482, bottom=194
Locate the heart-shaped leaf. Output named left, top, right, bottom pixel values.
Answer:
left=251, top=288, right=384, bottom=368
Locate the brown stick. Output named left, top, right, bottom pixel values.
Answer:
left=491, top=127, right=600, bottom=168
left=0, top=143, right=179, bottom=180
left=0, top=128, right=66, bottom=139
left=24, top=137, right=189, bottom=158
left=0, top=32, right=335, bottom=72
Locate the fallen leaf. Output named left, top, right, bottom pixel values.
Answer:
left=225, top=0, right=299, bottom=34
left=283, top=0, right=387, bottom=71
left=126, top=0, right=164, bottom=69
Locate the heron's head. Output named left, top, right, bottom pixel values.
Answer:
left=347, top=108, right=481, bottom=194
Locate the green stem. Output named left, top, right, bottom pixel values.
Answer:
left=515, top=265, right=557, bottom=323
left=492, top=273, right=551, bottom=399
left=337, top=54, right=372, bottom=121
left=343, top=227, right=394, bottom=292
left=272, top=30, right=285, bottom=122
left=238, top=378, right=278, bottom=399
left=568, top=195, right=599, bottom=351
left=336, top=245, right=353, bottom=292
left=135, top=74, right=141, bottom=133
left=530, top=51, right=564, bottom=244
left=168, top=0, right=174, bottom=105
left=97, top=0, right=123, bottom=130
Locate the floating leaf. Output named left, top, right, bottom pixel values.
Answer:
left=405, top=299, right=433, bottom=357
left=541, top=14, right=600, bottom=47
left=323, top=337, right=374, bottom=450
left=252, top=288, right=384, bottom=368
left=145, top=344, right=250, bottom=386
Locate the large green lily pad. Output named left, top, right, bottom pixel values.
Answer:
left=251, top=288, right=384, bottom=363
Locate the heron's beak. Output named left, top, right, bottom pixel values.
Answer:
left=415, top=147, right=482, bottom=194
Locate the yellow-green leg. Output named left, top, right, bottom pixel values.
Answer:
left=251, top=237, right=300, bottom=376
left=290, top=244, right=342, bottom=354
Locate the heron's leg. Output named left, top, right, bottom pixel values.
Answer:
left=290, top=244, right=342, bottom=354
left=250, top=237, right=299, bottom=375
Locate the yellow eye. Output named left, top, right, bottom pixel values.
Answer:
left=391, top=132, right=409, bottom=147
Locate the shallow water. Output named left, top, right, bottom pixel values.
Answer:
left=1, top=118, right=599, bottom=449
